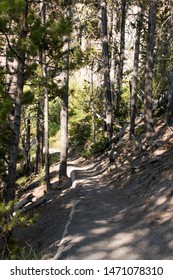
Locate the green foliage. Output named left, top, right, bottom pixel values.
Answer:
left=68, top=81, right=94, bottom=153
left=21, top=90, right=35, bottom=105
left=49, top=98, right=61, bottom=137
left=135, top=124, right=145, bottom=137
left=84, top=135, right=109, bottom=158
left=153, top=32, right=170, bottom=100
left=120, top=84, right=130, bottom=119
left=68, top=81, right=108, bottom=157
left=0, top=0, right=25, bottom=26
left=69, top=116, right=92, bottom=150
left=70, top=46, right=88, bottom=70
left=0, top=69, right=12, bottom=180
left=0, top=200, right=38, bottom=259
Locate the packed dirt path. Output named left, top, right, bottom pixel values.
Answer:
left=14, top=121, right=173, bottom=260
left=51, top=154, right=173, bottom=260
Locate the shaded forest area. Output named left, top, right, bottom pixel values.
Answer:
left=1, top=0, right=173, bottom=259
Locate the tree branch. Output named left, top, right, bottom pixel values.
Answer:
left=0, top=30, right=21, bottom=61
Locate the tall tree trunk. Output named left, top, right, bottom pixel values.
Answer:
left=166, top=0, right=173, bottom=126
left=130, top=6, right=143, bottom=139
left=5, top=3, right=28, bottom=202
left=101, top=0, right=113, bottom=140
left=91, top=66, right=96, bottom=143
left=59, top=73, right=69, bottom=183
left=25, top=114, right=31, bottom=174
left=144, top=0, right=158, bottom=138
left=40, top=0, right=50, bottom=191
left=116, top=0, right=126, bottom=114
left=35, top=96, right=44, bottom=174
left=59, top=3, right=70, bottom=184
left=44, top=79, right=50, bottom=191
left=109, top=3, right=118, bottom=115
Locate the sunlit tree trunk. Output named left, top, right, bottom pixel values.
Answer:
left=6, top=2, right=28, bottom=202
left=59, top=3, right=70, bottom=184
left=101, top=0, right=113, bottom=140
left=40, top=0, right=50, bottom=191
left=35, top=95, right=44, bottom=174
left=59, top=72, right=69, bottom=183
left=144, top=0, right=158, bottom=138
left=130, top=6, right=143, bottom=139
left=25, top=114, right=31, bottom=174
left=116, top=0, right=126, bottom=114
left=109, top=2, right=118, bottom=115
left=166, top=0, right=173, bottom=126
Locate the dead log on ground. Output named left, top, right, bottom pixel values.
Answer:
left=23, top=196, right=47, bottom=212
left=14, top=193, right=34, bottom=212
left=111, top=124, right=129, bottom=144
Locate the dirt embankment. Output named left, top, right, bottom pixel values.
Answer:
left=14, top=119, right=173, bottom=259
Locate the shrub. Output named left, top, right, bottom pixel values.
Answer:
left=69, top=116, right=92, bottom=150
left=84, top=135, right=109, bottom=158
left=0, top=201, right=37, bottom=259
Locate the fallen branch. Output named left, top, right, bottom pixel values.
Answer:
left=13, top=196, right=47, bottom=215
left=23, top=196, right=47, bottom=212
left=14, top=193, right=34, bottom=212
left=111, top=124, right=129, bottom=144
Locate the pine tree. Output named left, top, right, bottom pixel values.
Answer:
left=100, top=0, right=113, bottom=140
left=144, top=0, right=158, bottom=138
left=130, top=5, right=143, bottom=139
left=116, top=0, right=126, bottom=114
left=4, top=0, right=29, bottom=202
left=59, top=1, right=71, bottom=185
left=166, top=0, right=173, bottom=126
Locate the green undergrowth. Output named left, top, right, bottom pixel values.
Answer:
left=83, top=135, right=109, bottom=158
left=0, top=201, right=39, bottom=259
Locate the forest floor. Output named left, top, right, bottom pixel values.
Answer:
left=14, top=118, right=173, bottom=259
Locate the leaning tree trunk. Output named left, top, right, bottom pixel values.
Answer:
left=5, top=4, right=28, bottom=203
left=129, top=6, right=143, bottom=139
left=101, top=0, right=113, bottom=140
left=144, top=0, right=158, bottom=138
left=166, top=0, right=173, bottom=126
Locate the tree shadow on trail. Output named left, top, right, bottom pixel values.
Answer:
left=14, top=122, right=173, bottom=260
left=52, top=122, right=173, bottom=260
left=55, top=153, right=173, bottom=259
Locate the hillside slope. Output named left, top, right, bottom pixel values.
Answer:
left=14, top=118, right=173, bottom=259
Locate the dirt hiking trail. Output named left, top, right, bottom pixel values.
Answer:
left=15, top=120, right=173, bottom=259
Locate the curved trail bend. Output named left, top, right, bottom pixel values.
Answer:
left=52, top=155, right=173, bottom=260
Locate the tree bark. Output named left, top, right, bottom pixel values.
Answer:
left=130, top=6, right=143, bottom=139
left=5, top=2, right=28, bottom=203
left=144, top=0, right=158, bottom=138
left=59, top=43, right=69, bottom=182
left=101, top=0, right=113, bottom=140
left=35, top=96, right=44, bottom=174
left=14, top=193, right=34, bottom=212
left=59, top=3, right=70, bottom=184
left=40, top=0, right=51, bottom=191
left=166, top=0, right=173, bottom=126
left=109, top=2, right=118, bottom=116
left=25, top=114, right=31, bottom=174
left=116, top=0, right=126, bottom=114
